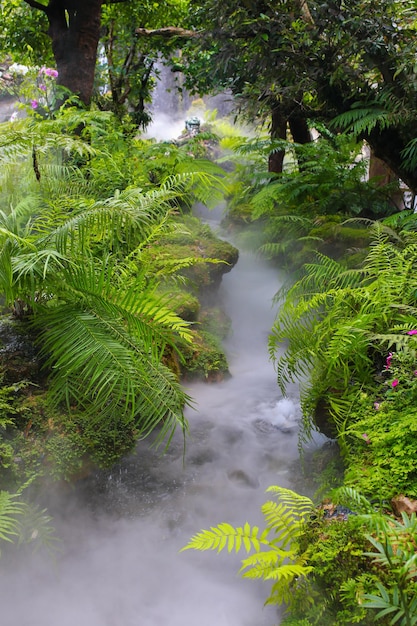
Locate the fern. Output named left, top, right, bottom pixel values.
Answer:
left=0, top=114, right=234, bottom=450
left=0, top=491, right=24, bottom=546
left=183, top=522, right=270, bottom=554
left=270, top=228, right=417, bottom=436
left=182, top=486, right=314, bottom=608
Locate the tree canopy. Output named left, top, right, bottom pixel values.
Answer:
left=1, top=1, right=417, bottom=184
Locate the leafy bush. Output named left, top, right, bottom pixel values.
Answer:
left=270, top=225, right=417, bottom=443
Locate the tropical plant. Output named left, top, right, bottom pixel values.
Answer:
left=0, top=111, right=227, bottom=457
left=335, top=487, right=417, bottom=626
left=361, top=512, right=417, bottom=626
left=217, top=132, right=397, bottom=268
left=182, top=486, right=314, bottom=608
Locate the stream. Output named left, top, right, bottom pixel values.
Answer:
left=1, top=212, right=323, bottom=626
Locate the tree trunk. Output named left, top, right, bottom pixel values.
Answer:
left=46, top=0, right=102, bottom=106
left=288, top=114, right=311, bottom=145
left=268, top=107, right=287, bottom=174
left=366, top=126, right=417, bottom=195
left=368, top=149, right=404, bottom=211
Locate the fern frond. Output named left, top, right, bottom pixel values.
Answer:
left=181, top=522, right=270, bottom=554
left=334, top=486, right=375, bottom=514
left=242, top=559, right=310, bottom=581
left=265, top=486, right=314, bottom=514
left=0, top=491, right=24, bottom=544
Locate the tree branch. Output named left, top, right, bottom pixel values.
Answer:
left=135, top=27, right=200, bottom=39
left=296, top=0, right=314, bottom=25
left=23, top=0, right=49, bottom=12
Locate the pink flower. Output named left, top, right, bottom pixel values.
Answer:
left=392, top=379, right=399, bottom=388
left=39, top=66, right=58, bottom=78
left=39, top=84, right=46, bottom=91
left=385, top=352, right=393, bottom=369
left=30, top=99, right=38, bottom=109
left=374, top=402, right=380, bottom=410
left=407, top=330, right=417, bottom=335
left=362, top=433, right=371, bottom=444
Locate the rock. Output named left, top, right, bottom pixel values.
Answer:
left=0, top=317, right=43, bottom=383
left=227, top=469, right=259, bottom=489
left=391, top=495, right=417, bottom=516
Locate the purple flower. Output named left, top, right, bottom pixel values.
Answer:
left=30, top=99, right=38, bottom=109
left=39, top=66, right=58, bottom=78
left=374, top=402, right=381, bottom=410
left=392, top=379, right=399, bottom=388
left=44, top=68, right=58, bottom=78
left=385, top=352, right=393, bottom=369
left=407, top=330, right=417, bottom=335
left=39, top=84, right=46, bottom=92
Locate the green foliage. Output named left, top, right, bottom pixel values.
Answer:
left=182, top=486, right=314, bottom=608
left=0, top=1, right=51, bottom=67
left=0, top=490, right=24, bottom=546
left=179, top=329, right=229, bottom=380
left=0, top=488, right=58, bottom=558
left=345, top=403, right=417, bottom=500
left=98, top=0, right=189, bottom=127
left=0, top=109, right=231, bottom=468
left=269, top=225, right=417, bottom=440
left=296, top=514, right=375, bottom=624
left=360, top=510, right=417, bottom=625
left=220, top=133, right=396, bottom=268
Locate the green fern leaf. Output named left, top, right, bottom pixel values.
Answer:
left=181, top=522, right=269, bottom=554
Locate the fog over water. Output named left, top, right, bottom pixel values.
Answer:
left=0, top=147, right=325, bottom=625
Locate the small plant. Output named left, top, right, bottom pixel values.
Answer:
left=331, top=487, right=417, bottom=625
left=359, top=510, right=417, bottom=625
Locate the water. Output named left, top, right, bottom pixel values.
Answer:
left=1, top=223, right=310, bottom=626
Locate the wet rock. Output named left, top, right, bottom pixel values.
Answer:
left=321, top=502, right=356, bottom=521
left=0, top=318, right=43, bottom=383
left=189, top=448, right=218, bottom=466
left=227, top=469, right=259, bottom=489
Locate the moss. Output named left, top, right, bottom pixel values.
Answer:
left=294, top=515, right=381, bottom=625
left=148, top=215, right=239, bottom=293
left=198, top=306, right=232, bottom=340
left=301, top=221, right=371, bottom=261
left=0, top=381, right=140, bottom=488
left=179, top=329, right=229, bottom=381
left=164, top=290, right=200, bottom=322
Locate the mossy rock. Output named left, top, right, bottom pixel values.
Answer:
left=301, top=221, right=371, bottom=261
left=198, top=306, right=232, bottom=340
left=148, top=215, right=239, bottom=293
left=179, top=329, right=230, bottom=382
left=164, top=290, right=200, bottom=322
left=0, top=317, right=44, bottom=384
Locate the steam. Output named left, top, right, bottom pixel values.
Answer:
left=1, top=113, right=312, bottom=624
left=143, top=112, right=187, bottom=142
